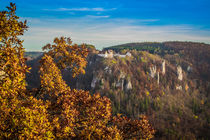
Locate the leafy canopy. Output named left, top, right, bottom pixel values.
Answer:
left=0, top=3, right=155, bottom=139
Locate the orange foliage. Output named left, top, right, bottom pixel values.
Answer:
left=0, top=3, right=155, bottom=139
left=113, top=114, right=155, bottom=139
left=42, top=37, right=88, bottom=77
left=0, top=3, right=53, bottom=139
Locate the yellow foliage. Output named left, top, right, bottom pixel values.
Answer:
left=194, top=115, right=198, bottom=119
left=0, top=3, right=53, bottom=139
left=0, top=3, right=155, bottom=140
left=42, top=37, right=88, bottom=77
left=146, top=90, right=150, bottom=96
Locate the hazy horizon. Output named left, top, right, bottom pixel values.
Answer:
left=1, top=0, right=210, bottom=51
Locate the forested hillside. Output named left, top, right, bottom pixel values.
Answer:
left=2, top=1, right=210, bottom=140
left=27, top=41, right=210, bottom=139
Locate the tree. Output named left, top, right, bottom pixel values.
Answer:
left=39, top=36, right=155, bottom=140
left=0, top=3, right=155, bottom=139
left=39, top=37, right=122, bottom=139
left=42, top=37, right=88, bottom=77
left=113, top=114, right=155, bottom=139
left=0, top=3, right=53, bottom=139
left=0, top=2, right=28, bottom=95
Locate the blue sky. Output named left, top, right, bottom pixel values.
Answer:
left=1, top=0, right=210, bottom=51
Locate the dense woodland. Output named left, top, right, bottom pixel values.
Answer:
left=28, top=40, right=210, bottom=139
left=70, top=43, right=210, bottom=139
left=27, top=41, right=210, bottom=139
left=1, top=2, right=210, bottom=140
left=0, top=3, right=155, bottom=139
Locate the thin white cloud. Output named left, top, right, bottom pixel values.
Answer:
left=43, top=7, right=116, bottom=12
left=86, top=15, right=110, bottom=18
left=22, top=17, right=210, bottom=51
left=137, top=19, right=160, bottom=22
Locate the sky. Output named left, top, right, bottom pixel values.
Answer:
left=1, top=0, right=210, bottom=51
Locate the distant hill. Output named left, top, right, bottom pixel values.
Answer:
left=104, top=41, right=210, bottom=55
left=25, top=51, right=43, bottom=60
left=104, top=42, right=165, bottom=53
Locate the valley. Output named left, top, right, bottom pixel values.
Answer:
left=26, top=41, right=210, bottom=139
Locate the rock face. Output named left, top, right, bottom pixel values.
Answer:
left=150, top=66, right=157, bottom=78
left=126, top=80, right=132, bottom=90
left=104, top=66, right=112, bottom=74
left=187, top=66, right=192, bottom=72
left=119, top=72, right=126, bottom=79
left=115, top=80, right=121, bottom=88
left=177, top=66, right=183, bottom=81
left=176, top=85, right=182, bottom=90
left=115, top=78, right=132, bottom=91
left=100, top=78, right=105, bottom=89
left=91, top=75, right=98, bottom=89
left=112, top=72, right=134, bottom=91
left=121, top=79, right=125, bottom=91
left=119, top=72, right=126, bottom=90
left=115, top=79, right=124, bottom=91
left=89, top=51, right=187, bottom=93
left=89, top=61, right=92, bottom=66
left=162, top=60, right=166, bottom=75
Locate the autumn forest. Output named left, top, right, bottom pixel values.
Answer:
left=1, top=2, right=210, bottom=140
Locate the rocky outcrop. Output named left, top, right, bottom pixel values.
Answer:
left=149, top=65, right=160, bottom=85
left=89, top=60, right=92, bottom=66
left=150, top=66, right=157, bottom=78
left=115, top=79, right=124, bottom=91
left=187, top=66, right=192, bottom=72
left=119, top=72, right=126, bottom=90
left=121, top=79, right=125, bottom=91
left=112, top=72, right=133, bottom=91
left=119, top=72, right=126, bottom=79
left=91, top=75, right=98, bottom=89
left=162, top=60, right=166, bottom=75
left=100, top=78, right=105, bottom=89
left=104, top=66, right=112, bottom=74
left=126, top=80, right=132, bottom=90
left=114, top=78, right=132, bottom=91
left=115, top=80, right=121, bottom=88
left=176, top=85, right=182, bottom=90
left=177, top=66, right=183, bottom=81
